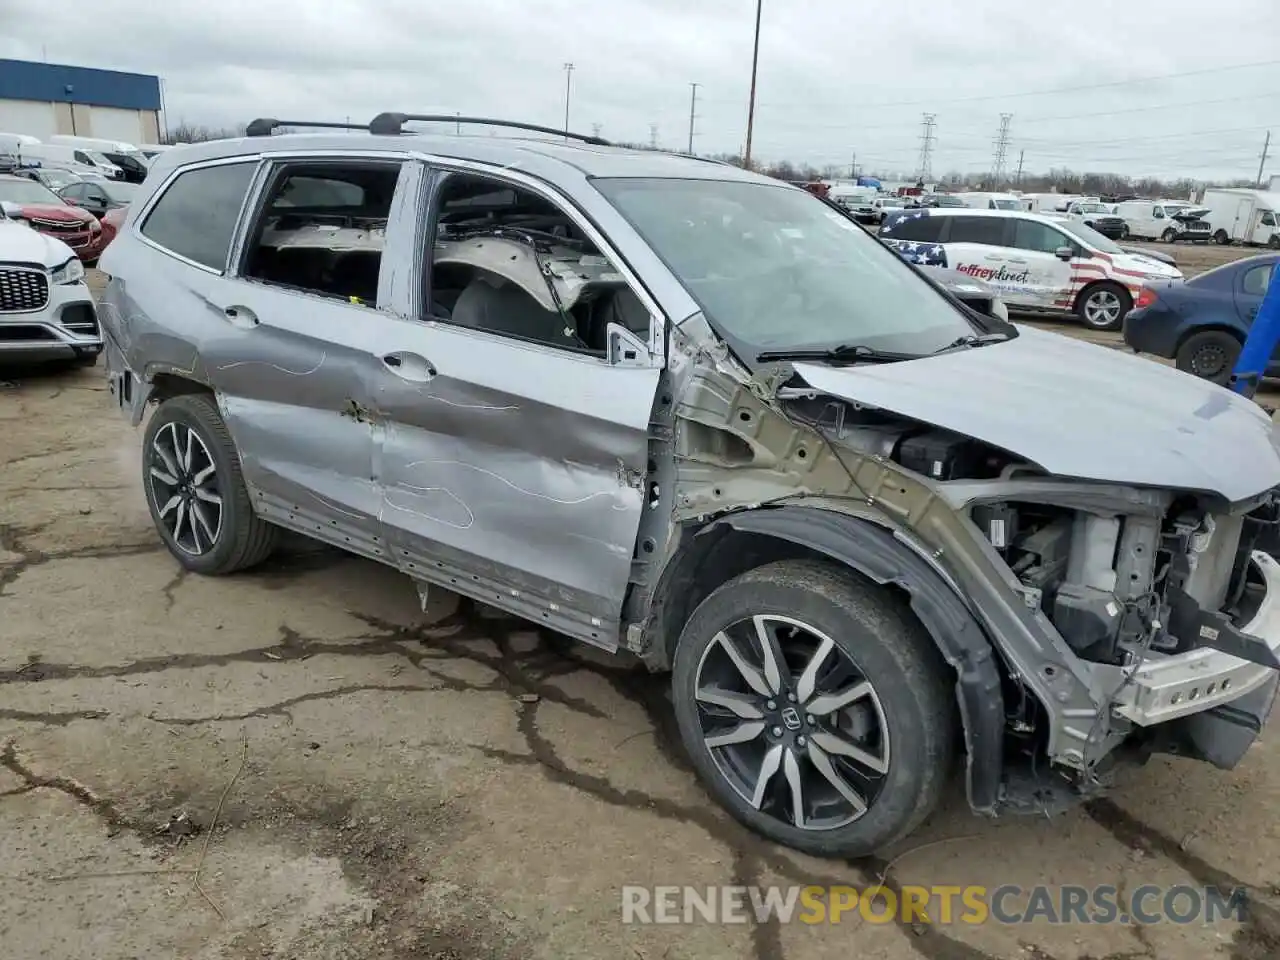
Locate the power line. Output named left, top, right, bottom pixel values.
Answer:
left=701, top=58, right=1280, bottom=111
left=916, top=113, right=936, bottom=182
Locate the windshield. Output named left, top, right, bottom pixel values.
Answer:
left=1075, top=203, right=1109, bottom=214
left=0, top=178, right=61, bottom=204
left=934, top=195, right=965, bottom=207
left=1162, top=202, right=1190, bottom=214
left=593, top=177, right=980, bottom=356
left=991, top=199, right=1019, bottom=210
left=99, top=181, right=139, bottom=202
left=1053, top=217, right=1124, bottom=254
left=85, top=151, right=115, bottom=166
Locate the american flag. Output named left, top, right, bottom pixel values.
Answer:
left=879, top=209, right=948, bottom=268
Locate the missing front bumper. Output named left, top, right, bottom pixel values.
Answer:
left=1113, top=551, right=1280, bottom=726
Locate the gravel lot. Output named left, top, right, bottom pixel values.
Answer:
left=2, top=256, right=1279, bottom=960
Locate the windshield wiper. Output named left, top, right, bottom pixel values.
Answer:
left=931, top=332, right=1011, bottom=354
left=755, top=343, right=923, bottom=365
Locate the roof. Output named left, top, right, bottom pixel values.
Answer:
left=0, top=59, right=161, bottom=112
left=146, top=130, right=774, bottom=189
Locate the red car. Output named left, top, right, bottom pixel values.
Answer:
left=0, top=174, right=106, bottom=262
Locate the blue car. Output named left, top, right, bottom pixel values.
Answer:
left=1123, top=253, right=1279, bottom=385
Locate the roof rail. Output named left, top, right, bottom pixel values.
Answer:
left=368, top=112, right=610, bottom=145
left=245, top=118, right=370, bottom=137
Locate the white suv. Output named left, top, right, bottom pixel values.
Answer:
left=879, top=207, right=1182, bottom=330
left=0, top=203, right=101, bottom=366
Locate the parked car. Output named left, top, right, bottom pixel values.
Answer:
left=957, top=192, right=1023, bottom=211
left=1111, top=199, right=1211, bottom=243
left=1199, top=188, right=1280, bottom=248
left=0, top=174, right=106, bottom=262
left=99, top=115, right=1280, bottom=859
left=13, top=165, right=85, bottom=192
left=869, top=195, right=906, bottom=223
left=0, top=202, right=101, bottom=366
left=21, top=143, right=123, bottom=180
left=1123, top=253, right=1279, bottom=384
left=879, top=207, right=1183, bottom=329
left=49, top=136, right=150, bottom=184
left=58, top=178, right=138, bottom=218
left=1060, top=200, right=1127, bottom=239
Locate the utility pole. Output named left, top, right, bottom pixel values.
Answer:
left=1258, top=130, right=1271, bottom=188
left=649, top=123, right=659, bottom=150
left=591, top=122, right=603, bottom=139
left=990, top=113, right=1012, bottom=188
left=743, top=0, right=764, bottom=169
left=850, top=153, right=856, bottom=179
left=916, top=113, right=937, bottom=183
left=455, top=112, right=461, bottom=135
left=1015, top=149, right=1025, bottom=186
left=687, top=82, right=699, bottom=154
left=562, top=62, right=575, bottom=140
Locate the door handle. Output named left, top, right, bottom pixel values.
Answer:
left=983, top=255, right=1004, bottom=261
left=220, top=305, right=259, bottom=328
left=1005, top=258, right=1028, bottom=264
left=382, top=351, right=436, bottom=382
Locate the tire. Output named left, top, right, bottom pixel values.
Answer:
left=141, top=393, right=278, bottom=575
left=1176, top=330, right=1241, bottom=386
left=671, top=559, right=955, bottom=857
left=1161, top=227, right=1178, bottom=243
left=1213, top=230, right=1230, bottom=245
left=1269, top=235, right=1280, bottom=250
left=1075, top=281, right=1132, bottom=332
left=1119, top=224, right=1130, bottom=239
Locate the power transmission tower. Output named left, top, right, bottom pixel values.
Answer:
left=591, top=122, right=603, bottom=139
left=687, top=82, right=699, bottom=154
left=649, top=123, right=659, bottom=150
left=990, top=113, right=1013, bottom=187
left=916, top=113, right=937, bottom=183
left=1258, top=130, right=1271, bottom=187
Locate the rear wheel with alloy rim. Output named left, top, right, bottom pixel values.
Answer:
left=142, top=393, right=278, bottom=574
left=1075, top=281, right=1131, bottom=331
left=671, top=560, right=955, bottom=856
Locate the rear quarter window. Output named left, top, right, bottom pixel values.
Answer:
left=140, top=162, right=257, bottom=271
left=1243, top=264, right=1274, bottom=296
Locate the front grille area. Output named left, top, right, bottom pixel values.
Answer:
left=59, top=304, right=98, bottom=337
left=0, top=268, right=49, bottom=313
left=30, top=218, right=81, bottom=233
left=1184, top=221, right=1210, bottom=232
left=0, top=324, right=56, bottom=342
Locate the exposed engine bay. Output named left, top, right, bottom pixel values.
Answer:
left=777, top=392, right=1280, bottom=777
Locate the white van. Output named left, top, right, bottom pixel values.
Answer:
left=1111, top=199, right=1210, bottom=243
left=23, top=143, right=122, bottom=179
left=1199, top=188, right=1280, bottom=248
left=878, top=207, right=1182, bottom=330
left=958, top=192, right=1023, bottom=210
left=0, top=132, right=41, bottom=158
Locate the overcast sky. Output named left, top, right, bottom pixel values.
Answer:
left=2, top=0, right=1277, bottom=181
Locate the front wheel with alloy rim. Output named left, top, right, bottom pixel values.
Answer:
left=671, top=560, right=955, bottom=857
left=1175, top=330, right=1241, bottom=386
left=1161, top=227, right=1179, bottom=243
left=1075, top=281, right=1131, bottom=331
left=142, top=393, right=278, bottom=575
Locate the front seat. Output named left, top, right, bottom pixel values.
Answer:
left=450, top=275, right=577, bottom=348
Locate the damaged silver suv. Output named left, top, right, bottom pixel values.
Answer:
left=98, top=114, right=1280, bottom=858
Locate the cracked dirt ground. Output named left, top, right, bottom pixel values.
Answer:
left=3, top=359, right=1280, bottom=960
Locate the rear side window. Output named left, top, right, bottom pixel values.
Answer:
left=947, top=216, right=1007, bottom=246
left=885, top=213, right=943, bottom=242
left=141, top=163, right=257, bottom=271
left=1243, top=264, right=1274, bottom=296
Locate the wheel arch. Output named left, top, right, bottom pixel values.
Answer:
left=1173, top=322, right=1244, bottom=356
left=644, top=505, right=1005, bottom=815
